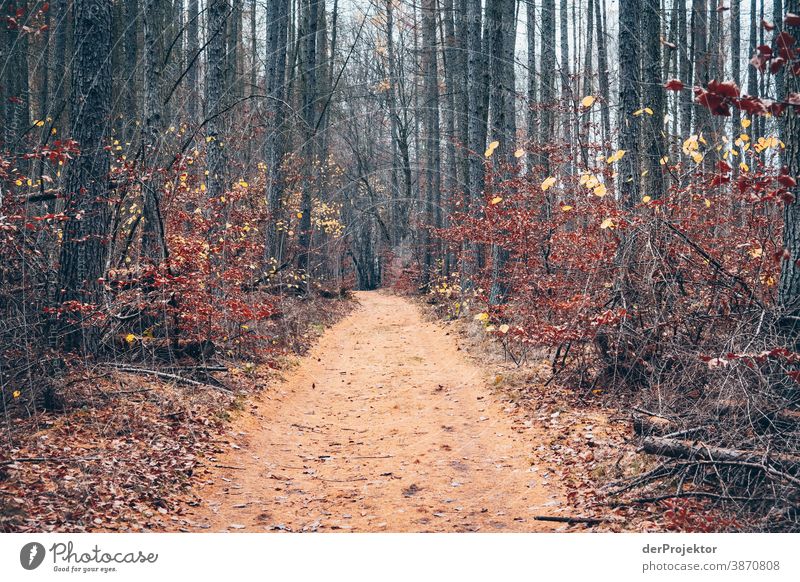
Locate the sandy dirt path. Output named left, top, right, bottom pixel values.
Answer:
left=187, top=291, right=561, bottom=532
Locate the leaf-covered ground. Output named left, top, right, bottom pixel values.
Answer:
left=0, top=296, right=354, bottom=532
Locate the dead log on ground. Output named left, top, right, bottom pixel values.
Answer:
left=641, top=436, right=800, bottom=473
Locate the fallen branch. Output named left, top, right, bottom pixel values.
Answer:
left=641, top=436, right=800, bottom=473
left=608, top=491, right=777, bottom=506
left=532, top=515, right=612, bottom=526
left=105, top=366, right=232, bottom=394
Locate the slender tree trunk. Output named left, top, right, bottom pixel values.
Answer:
left=527, top=0, right=537, bottom=145
left=559, top=0, right=573, bottom=174
left=487, top=0, right=517, bottom=306
left=595, top=0, right=610, bottom=146
left=463, top=0, right=484, bottom=287
left=420, top=0, right=440, bottom=288
left=206, top=0, right=229, bottom=201
left=679, top=0, right=692, bottom=139
left=540, top=0, right=556, bottom=171
left=187, top=0, right=200, bottom=124
left=263, top=0, right=290, bottom=265
left=296, top=0, right=320, bottom=279
left=642, top=0, right=665, bottom=198
left=619, top=0, right=641, bottom=206
left=440, top=0, right=458, bottom=277
left=692, top=0, right=710, bottom=141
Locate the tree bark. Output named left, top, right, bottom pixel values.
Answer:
left=57, top=0, right=113, bottom=350
left=618, top=0, right=641, bottom=206
left=205, top=0, right=229, bottom=202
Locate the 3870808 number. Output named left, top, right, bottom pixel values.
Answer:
left=729, top=560, right=780, bottom=571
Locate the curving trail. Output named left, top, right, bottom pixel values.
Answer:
left=188, top=291, right=561, bottom=532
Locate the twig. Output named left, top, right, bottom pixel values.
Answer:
left=350, top=455, right=393, bottom=459
left=317, top=476, right=368, bottom=482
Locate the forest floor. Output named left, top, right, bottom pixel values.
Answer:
left=185, top=291, right=632, bottom=532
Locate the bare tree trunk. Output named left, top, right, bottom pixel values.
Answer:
left=296, top=0, right=320, bottom=279
left=141, top=0, right=167, bottom=263
left=731, top=0, right=741, bottom=175
left=595, top=0, right=610, bottom=146
left=692, top=0, right=710, bottom=141
left=206, top=0, right=230, bottom=201
left=463, top=0, right=484, bottom=288
left=420, top=0, right=440, bottom=289
left=527, top=0, right=537, bottom=145
left=487, top=0, right=517, bottom=306
left=187, top=0, right=200, bottom=124
left=263, top=0, right=290, bottom=264
left=57, top=0, right=113, bottom=350
left=559, top=0, right=573, bottom=174
left=440, top=0, right=458, bottom=277
left=679, top=0, right=692, bottom=139
left=642, top=0, right=665, bottom=198
left=540, top=0, right=556, bottom=172
left=777, top=0, right=800, bottom=327
left=619, top=0, right=641, bottom=206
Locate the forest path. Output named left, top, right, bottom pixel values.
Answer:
left=187, top=291, right=561, bottom=532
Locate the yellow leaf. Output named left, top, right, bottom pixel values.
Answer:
left=606, top=149, right=626, bottom=163
left=488, top=140, right=499, bottom=150
left=205, top=136, right=214, bottom=142
left=297, top=212, right=303, bottom=218
left=34, top=119, right=45, bottom=127
left=749, top=246, right=763, bottom=258
left=541, top=176, right=557, bottom=191
left=125, top=333, right=136, bottom=344
left=561, top=205, right=573, bottom=211
left=13, top=390, right=21, bottom=398
left=239, top=180, right=249, bottom=188
left=513, top=148, right=525, bottom=158
left=642, top=195, right=652, bottom=203
left=581, top=95, right=596, bottom=108
left=741, top=118, right=751, bottom=129
left=659, top=156, right=669, bottom=165
left=593, top=183, right=607, bottom=197
left=484, top=140, right=500, bottom=157
left=600, top=218, right=615, bottom=230
left=498, top=324, right=510, bottom=334
left=14, top=179, right=22, bottom=186
left=704, top=198, right=712, bottom=208
left=474, top=312, right=489, bottom=322
left=491, top=196, right=503, bottom=205
left=740, top=162, right=749, bottom=172
left=691, top=151, right=704, bottom=164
